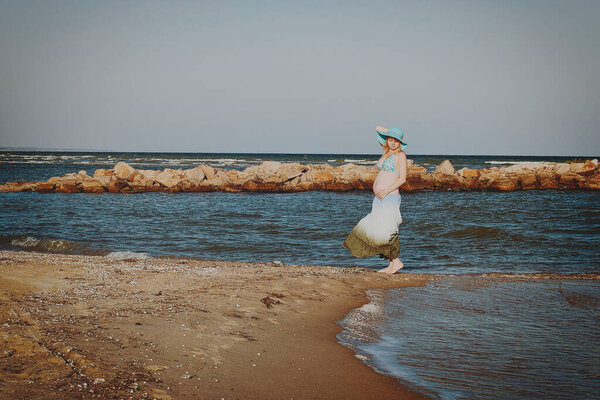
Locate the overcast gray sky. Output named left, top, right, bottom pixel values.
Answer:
left=0, top=0, right=598, bottom=155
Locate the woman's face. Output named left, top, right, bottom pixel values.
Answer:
left=387, top=137, right=401, bottom=150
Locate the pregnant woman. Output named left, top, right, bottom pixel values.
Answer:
left=343, top=126, right=407, bottom=274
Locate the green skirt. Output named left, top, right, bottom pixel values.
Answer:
left=343, top=231, right=400, bottom=260
left=342, top=194, right=402, bottom=260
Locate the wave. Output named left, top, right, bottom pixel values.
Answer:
left=3, top=235, right=97, bottom=255
left=436, top=225, right=507, bottom=239
left=0, top=234, right=154, bottom=260
left=327, top=158, right=377, bottom=165
left=480, top=272, right=600, bottom=280
left=485, top=160, right=555, bottom=167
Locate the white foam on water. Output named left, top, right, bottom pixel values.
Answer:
left=9, top=236, right=77, bottom=252
left=11, top=236, right=40, bottom=248
left=486, top=160, right=554, bottom=166
left=358, top=302, right=381, bottom=313
left=343, top=159, right=367, bottom=163
left=105, top=251, right=150, bottom=259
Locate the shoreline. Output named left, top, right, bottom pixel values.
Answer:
left=0, top=250, right=432, bottom=399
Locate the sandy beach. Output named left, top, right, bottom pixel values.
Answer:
left=0, top=250, right=432, bottom=399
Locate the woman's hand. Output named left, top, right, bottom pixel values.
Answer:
left=375, top=189, right=387, bottom=199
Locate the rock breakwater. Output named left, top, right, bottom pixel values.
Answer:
left=1, top=159, right=599, bottom=193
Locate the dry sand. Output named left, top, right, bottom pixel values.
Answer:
left=0, top=250, right=432, bottom=399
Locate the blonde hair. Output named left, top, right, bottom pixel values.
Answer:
left=381, top=137, right=403, bottom=154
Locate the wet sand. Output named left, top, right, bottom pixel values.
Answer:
left=0, top=250, right=431, bottom=399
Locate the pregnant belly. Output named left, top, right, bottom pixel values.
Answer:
left=373, top=170, right=399, bottom=194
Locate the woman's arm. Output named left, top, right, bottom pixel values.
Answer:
left=376, top=152, right=407, bottom=199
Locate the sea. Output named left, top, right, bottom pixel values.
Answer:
left=1, top=151, right=599, bottom=399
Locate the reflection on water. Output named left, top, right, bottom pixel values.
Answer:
left=338, top=277, right=600, bottom=399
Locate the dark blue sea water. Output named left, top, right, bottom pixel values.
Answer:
left=1, top=151, right=599, bottom=399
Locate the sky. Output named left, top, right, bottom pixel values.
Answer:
left=0, top=0, right=598, bottom=156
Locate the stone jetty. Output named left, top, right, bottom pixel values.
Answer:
left=1, top=159, right=599, bottom=193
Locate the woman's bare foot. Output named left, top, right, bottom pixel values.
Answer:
left=384, top=259, right=404, bottom=275
left=377, top=260, right=393, bottom=273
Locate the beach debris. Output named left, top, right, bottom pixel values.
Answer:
left=151, top=388, right=172, bottom=400
left=271, top=260, right=284, bottom=267
left=260, top=296, right=281, bottom=309
left=145, top=365, right=168, bottom=373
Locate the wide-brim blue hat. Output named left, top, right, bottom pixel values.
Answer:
left=376, top=127, right=407, bottom=150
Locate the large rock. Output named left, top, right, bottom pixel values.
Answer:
left=80, top=179, right=105, bottom=194
left=228, top=169, right=258, bottom=188
left=258, top=161, right=283, bottom=176
left=155, top=169, right=181, bottom=188
left=94, top=175, right=112, bottom=187
left=278, top=163, right=306, bottom=182
left=199, top=164, right=216, bottom=180
left=554, top=163, right=570, bottom=175
left=502, top=162, right=554, bottom=174
left=183, top=166, right=205, bottom=184
left=479, top=168, right=501, bottom=184
left=36, top=181, right=56, bottom=193
left=254, top=161, right=285, bottom=184
left=538, top=168, right=559, bottom=189
left=408, top=165, right=427, bottom=175
left=457, top=168, right=480, bottom=179
left=323, top=181, right=354, bottom=191
left=461, top=177, right=483, bottom=190
left=405, top=171, right=434, bottom=191
left=55, top=175, right=79, bottom=193
left=204, top=171, right=227, bottom=188
left=357, top=167, right=378, bottom=188
left=240, top=181, right=279, bottom=192
left=93, top=169, right=113, bottom=178
left=432, top=172, right=461, bottom=189
left=558, top=172, right=586, bottom=189
left=122, top=181, right=151, bottom=193
left=490, top=175, right=519, bottom=191
left=435, top=160, right=455, bottom=175
left=106, top=176, right=128, bottom=193
left=570, top=160, right=596, bottom=176
left=518, top=172, right=538, bottom=190
left=136, top=169, right=160, bottom=181
left=113, top=162, right=137, bottom=181
left=0, top=181, right=37, bottom=192
left=312, top=168, right=335, bottom=185
left=332, top=163, right=360, bottom=183
left=585, top=175, right=600, bottom=190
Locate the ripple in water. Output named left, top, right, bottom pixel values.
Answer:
left=338, top=277, right=600, bottom=399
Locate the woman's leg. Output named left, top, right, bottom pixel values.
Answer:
left=377, top=259, right=394, bottom=273
left=383, top=258, right=404, bottom=274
